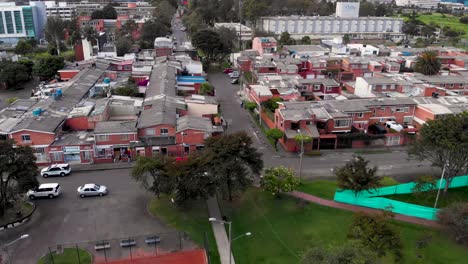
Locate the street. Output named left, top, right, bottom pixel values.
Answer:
left=0, top=169, right=178, bottom=263
left=209, top=71, right=439, bottom=181
left=172, top=13, right=187, bottom=48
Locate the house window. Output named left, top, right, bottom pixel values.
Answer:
left=145, top=128, right=155, bottom=135
left=403, top=116, right=413, bottom=124
left=51, top=152, right=62, bottom=162
left=120, top=134, right=129, bottom=140
left=357, top=113, right=364, bottom=118
left=160, top=128, right=169, bottom=135
left=96, top=135, right=109, bottom=141
left=83, top=151, right=92, bottom=160
left=387, top=136, right=401, bottom=146
left=395, top=107, right=409, bottom=113
left=35, top=147, right=45, bottom=154
left=326, top=87, right=333, bottom=92
left=21, top=134, right=31, bottom=142
left=314, top=85, right=321, bottom=91
left=334, top=119, right=350, bottom=128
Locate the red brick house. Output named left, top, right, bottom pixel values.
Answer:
left=94, top=121, right=138, bottom=163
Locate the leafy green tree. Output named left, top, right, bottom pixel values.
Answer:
left=141, top=20, right=171, bottom=46
left=91, top=3, right=117, bottom=19
left=0, top=61, right=30, bottom=89
left=244, top=101, right=257, bottom=112
left=192, top=29, right=226, bottom=66
left=348, top=212, right=403, bottom=262
left=115, top=36, right=132, bottom=56
left=359, top=1, right=376, bottom=16
left=412, top=175, right=437, bottom=200
left=437, top=202, right=468, bottom=245
left=263, top=97, right=282, bottom=112
left=408, top=112, right=468, bottom=195
left=261, top=166, right=299, bottom=197
left=119, top=19, right=138, bottom=39
left=14, top=40, right=33, bottom=55
left=152, top=0, right=175, bottom=27
left=301, top=241, right=380, bottom=264
left=265, top=128, right=284, bottom=150
left=301, top=36, right=311, bottom=45
left=243, top=0, right=269, bottom=27
left=335, top=155, right=380, bottom=196
left=32, top=55, right=65, bottom=80
left=278, top=31, right=295, bottom=46
left=204, top=132, right=263, bottom=201
left=114, top=84, right=137, bottom=97
left=294, top=134, right=312, bottom=145
left=132, top=156, right=172, bottom=198
left=44, top=16, right=66, bottom=55
left=199, top=82, right=214, bottom=95
left=215, top=26, right=237, bottom=53
left=342, top=34, right=351, bottom=45
left=18, top=59, right=33, bottom=78
left=81, top=26, right=99, bottom=44
left=0, top=140, right=39, bottom=216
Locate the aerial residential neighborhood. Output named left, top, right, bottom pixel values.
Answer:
left=0, top=0, right=467, bottom=264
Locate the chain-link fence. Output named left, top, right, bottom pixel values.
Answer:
left=42, top=231, right=198, bottom=264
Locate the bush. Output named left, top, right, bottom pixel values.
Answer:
left=6, top=97, right=18, bottom=105
left=62, top=50, right=75, bottom=62
left=244, top=101, right=257, bottom=112
left=459, top=16, right=468, bottom=24
left=438, top=202, right=468, bottom=245
left=113, top=85, right=137, bottom=97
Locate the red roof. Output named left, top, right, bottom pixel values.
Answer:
left=98, top=249, right=208, bottom=264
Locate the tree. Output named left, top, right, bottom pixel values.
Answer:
left=460, top=16, right=468, bottom=24
left=114, top=84, right=137, bottom=97
left=278, top=31, right=295, bottom=47
left=412, top=175, right=437, bottom=200
left=0, top=140, right=39, bottom=216
left=421, top=25, right=436, bottom=38
left=115, top=36, right=132, bottom=56
left=342, top=34, right=351, bottom=45
left=199, top=82, right=214, bottom=95
left=438, top=202, right=468, bottom=245
left=132, top=156, right=172, bottom=198
left=81, top=26, right=99, bottom=44
left=243, top=0, right=269, bottom=27
left=263, top=97, right=282, bottom=112
left=261, top=166, right=299, bottom=197
left=265, top=128, right=284, bottom=150
left=301, top=36, right=311, bottom=45
left=301, top=241, right=380, bottom=264
left=119, top=19, right=138, bottom=39
left=32, top=55, right=65, bottom=80
left=153, top=0, right=175, bottom=27
left=44, top=16, right=66, bottom=55
left=402, top=21, right=420, bottom=37
left=335, top=155, right=380, bottom=196
left=359, top=1, right=376, bottom=17
left=409, top=112, right=468, bottom=194
left=204, top=132, right=263, bottom=201
left=294, top=134, right=312, bottom=146
left=141, top=20, right=171, bottom=46
left=348, top=212, right=403, bottom=262
left=192, top=29, right=225, bottom=66
left=244, top=101, right=257, bottom=112
left=215, top=26, right=237, bottom=53
left=91, top=3, right=117, bottom=19
left=0, top=61, right=30, bottom=89
left=14, top=40, right=33, bottom=55
left=18, top=59, right=34, bottom=78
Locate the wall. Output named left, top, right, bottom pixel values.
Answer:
left=10, top=130, right=55, bottom=146
left=368, top=105, right=416, bottom=124
left=95, top=133, right=138, bottom=146
left=186, top=102, right=218, bottom=117
left=65, top=116, right=90, bottom=131
left=138, top=124, right=176, bottom=137
left=354, top=77, right=373, bottom=97
left=175, top=129, right=206, bottom=145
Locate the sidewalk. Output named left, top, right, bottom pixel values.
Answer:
left=71, top=161, right=134, bottom=172
left=289, top=191, right=440, bottom=228
left=206, top=197, right=234, bottom=264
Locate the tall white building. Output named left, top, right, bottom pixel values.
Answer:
left=335, top=2, right=360, bottom=18
left=395, top=0, right=441, bottom=8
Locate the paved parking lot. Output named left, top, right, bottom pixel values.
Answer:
left=0, top=168, right=179, bottom=263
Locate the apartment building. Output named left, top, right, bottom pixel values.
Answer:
left=0, top=1, right=46, bottom=43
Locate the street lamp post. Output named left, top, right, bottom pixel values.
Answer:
left=2, top=234, right=30, bottom=264
left=434, top=162, right=449, bottom=210
left=209, top=218, right=251, bottom=264
left=257, top=92, right=262, bottom=126
left=297, top=129, right=304, bottom=183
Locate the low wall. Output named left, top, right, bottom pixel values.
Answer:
left=0, top=201, right=36, bottom=231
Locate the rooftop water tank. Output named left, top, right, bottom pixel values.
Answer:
left=32, top=108, right=42, bottom=116
left=103, top=77, right=111, bottom=84
left=56, top=88, right=62, bottom=97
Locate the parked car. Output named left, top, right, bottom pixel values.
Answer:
left=223, top=68, right=234, bottom=74
left=231, top=78, right=239, bottom=84
left=181, top=27, right=186, bottom=31
left=368, top=124, right=387, bottom=135
left=385, top=121, right=404, bottom=132
left=228, top=71, right=239, bottom=77
left=77, top=184, right=108, bottom=198
left=41, top=163, right=71, bottom=178
left=229, top=72, right=240, bottom=78
left=27, top=183, right=62, bottom=199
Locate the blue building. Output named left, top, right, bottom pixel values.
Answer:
left=441, top=0, right=468, bottom=6
left=0, top=1, right=46, bottom=44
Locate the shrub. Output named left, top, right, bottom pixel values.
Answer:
left=438, top=202, right=468, bottom=245
left=6, top=97, right=18, bottom=105
left=244, top=101, right=257, bottom=112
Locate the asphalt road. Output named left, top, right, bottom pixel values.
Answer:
left=209, top=71, right=439, bottom=182
left=0, top=169, right=176, bottom=264
left=172, top=13, right=187, bottom=48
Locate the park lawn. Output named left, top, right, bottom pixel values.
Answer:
left=37, top=248, right=91, bottom=264
left=386, top=186, right=468, bottom=208
left=417, top=13, right=468, bottom=38
left=148, top=197, right=221, bottom=264
left=297, top=177, right=399, bottom=199
left=220, top=188, right=468, bottom=264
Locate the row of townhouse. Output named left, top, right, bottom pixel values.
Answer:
left=0, top=56, right=221, bottom=165
left=273, top=96, right=468, bottom=152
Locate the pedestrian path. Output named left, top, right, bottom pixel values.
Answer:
left=289, top=191, right=440, bottom=228
left=206, top=197, right=235, bottom=264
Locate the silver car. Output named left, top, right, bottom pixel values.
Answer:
left=77, top=184, right=108, bottom=198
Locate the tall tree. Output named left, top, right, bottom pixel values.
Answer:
left=0, top=61, right=30, bottom=89
left=132, top=156, right=172, bottom=198
left=14, top=40, right=33, bottom=55
left=153, top=0, right=176, bottom=27
left=204, top=132, right=263, bottom=201
left=301, top=241, right=380, bottom=264
left=0, top=140, right=39, bottom=216
left=141, top=20, right=171, bottom=45
left=278, top=31, right=295, bottom=46
left=348, top=212, right=403, bottom=262
left=335, top=155, right=380, bottom=196
left=115, top=36, right=132, bottom=56
left=32, top=55, right=65, bottom=80
left=408, top=112, right=468, bottom=195
left=92, top=3, right=117, bottom=19
left=81, top=26, right=99, bottom=44
left=261, top=166, right=299, bottom=197
left=44, top=16, right=66, bottom=55
left=301, top=36, right=311, bottom=45
left=119, top=19, right=138, bottom=39
left=414, top=51, right=441, bottom=76
left=192, top=29, right=225, bottom=66
left=243, top=0, right=269, bottom=27
left=438, top=202, right=468, bottom=245
left=265, top=128, right=284, bottom=151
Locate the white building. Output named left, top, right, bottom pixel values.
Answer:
left=44, top=1, right=75, bottom=20
left=335, top=2, right=359, bottom=18
left=395, top=0, right=440, bottom=8
left=347, top=44, right=380, bottom=56
left=214, top=22, right=253, bottom=41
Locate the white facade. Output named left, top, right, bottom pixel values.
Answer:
left=260, top=16, right=404, bottom=38
left=355, top=77, right=377, bottom=98
left=395, top=0, right=440, bottom=8
left=335, top=2, right=360, bottom=18
left=44, top=1, right=75, bottom=20
left=214, top=22, right=253, bottom=41
left=347, top=44, right=380, bottom=56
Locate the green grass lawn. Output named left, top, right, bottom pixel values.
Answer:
left=416, top=13, right=468, bottom=38
left=220, top=188, right=468, bottom=264
left=148, top=197, right=221, bottom=264
left=37, top=248, right=91, bottom=264
left=386, top=186, right=468, bottom=208
left=297, top=177, right=399, bottom=199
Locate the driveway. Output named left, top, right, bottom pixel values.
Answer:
left=209, top=71, right=440, bottom=181
left=0, top=168, right=180, bottom=263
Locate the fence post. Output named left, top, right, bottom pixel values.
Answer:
left=76, top=244, right=81, bottom=264
left=48, top=247, right=55, bottom=264
left=103, top=241, right=107, bottom=263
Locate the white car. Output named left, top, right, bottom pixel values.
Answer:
left=181, top=27, right=186, bottom=31
left=41, top=163, right=71, bottom=178
left=228, top=71, right=239, bottom=77
left=77, top=184, right=108, bottom=198
left=385, top=121, right=404, bottom=132
left=27, top=183, right=62, bottom=199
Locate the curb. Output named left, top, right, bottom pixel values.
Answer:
left=0, top=200, right=36, bottom=232
left=72, top=164, right=134, bottom=172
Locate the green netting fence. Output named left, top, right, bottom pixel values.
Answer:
left=333, top=175, right=468, bottom=220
